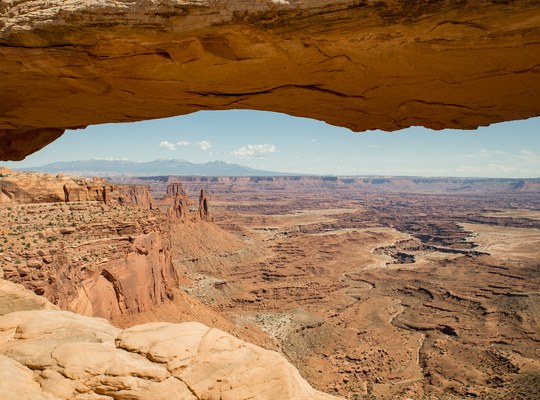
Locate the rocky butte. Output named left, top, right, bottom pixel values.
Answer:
left=0, top=0, right=539, bottom=160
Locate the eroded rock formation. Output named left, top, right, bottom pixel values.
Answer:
left=198, top=188, right=212, bottom=221
left=1, top=0, right=539, bottom=160
left=0, top=280, right=339, bottom=400
left=0, top=170, right=177, bottom=319
left=163, top=182, right=212, bottom=223
left=168, top=193, right=190, bottom=223
left=1, top=168, right=154, bottom=208
left=165, top=182, right=190, bottom=222
left=102, top=184, right=154, bottom=209
left=166, top=182, right=188, bottom=199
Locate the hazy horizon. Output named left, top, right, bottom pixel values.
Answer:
left=8, top=158, right=540, bottom=180
left=2, top=110, right=539, bottom=179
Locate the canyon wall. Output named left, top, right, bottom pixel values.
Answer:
left=0, top=169, right=177, bottom=319
left=139, top=175, right=540, bottom=196
left=1, top=168, right=154, bottom=207
left=1, top=0, right=539, bottom=160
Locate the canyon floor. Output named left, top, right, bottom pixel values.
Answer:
left=110, top=177, right=540, bottom=400
left=2, top=174, right=540, bottom=399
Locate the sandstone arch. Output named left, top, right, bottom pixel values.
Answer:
left=1, top=0, right=539, bottom=160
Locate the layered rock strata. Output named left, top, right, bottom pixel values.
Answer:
left=1, top=201, right=178, bottom=319
left=1, top=168, right=154, bottom=208
left=165, top=182, right=191, bottom=223
left=0, top=280, right=339, bottom=400
left=163, top=182, right=212, bottom=223
left=0, top=170, right=177, bottom=319
left=1, top=0, right=540, bottom=160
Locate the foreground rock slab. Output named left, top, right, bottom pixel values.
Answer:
left=0, top=280, right=339, bottom=400
left=1, top=0, right=540, bottom=160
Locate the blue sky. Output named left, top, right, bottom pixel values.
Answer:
left=2, top=111, right=540, bottom=177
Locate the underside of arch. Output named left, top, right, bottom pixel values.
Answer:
left=1, top=0, right=539, bottom=160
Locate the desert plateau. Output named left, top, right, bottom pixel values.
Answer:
left=1, top=0, right=540, bottom=399
left=1, top=169, right=539, bottom=399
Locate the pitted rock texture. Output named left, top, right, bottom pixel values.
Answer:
left=0, top=281, right=340, bottom=400
left=1, top=0, right=540, bottom=160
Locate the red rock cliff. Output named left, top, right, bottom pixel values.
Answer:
left=0, top=170, right=178, bottom=319
left=1, top=168, right=154, bottom=208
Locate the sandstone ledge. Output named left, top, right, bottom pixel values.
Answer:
left=1, top=0, right=540, bottom=160
left=0, top=280, right=340, bottom=399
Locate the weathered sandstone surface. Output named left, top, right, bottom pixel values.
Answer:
left=0, top=280, right=338, bottom=400
left=1, top=0, right=540, bottom=160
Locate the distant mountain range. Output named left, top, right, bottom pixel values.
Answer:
left=19, top=159, right=293, bottom=177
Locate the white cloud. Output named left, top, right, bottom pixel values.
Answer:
left=177, top=141, right=190, bottom=146
left=197, top=140, right=212, bottom=151
left=308, top=139, right=317, bottom=143
left=232, top=144, right=278, bottom=159
left=159, top=140, right=176, bottom=151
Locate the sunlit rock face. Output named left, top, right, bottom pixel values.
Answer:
left=1, top=0, right=540, bottom=160
left=0, top=280, right=340, bottom=400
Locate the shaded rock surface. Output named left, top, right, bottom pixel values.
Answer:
left=163, top=182, right=212, bottom=223
left=198, top=188, right=212, bottom=222
left=1, top=0, right=540, bottom=160
left=0, top=279, right=340, bottom=400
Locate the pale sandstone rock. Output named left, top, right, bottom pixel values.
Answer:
left=116, top=321, right=210, bottom=363
left=86, top=376, right=197, bottom=400
left=0, top=354, right=60, bottom=400
left=1, top=0, right=539, bottom=160
left=0, top=279, right=58, bottom=316
left=0, top=299, right=341, bottom=399
left=51, top=342, right=170, bottom=381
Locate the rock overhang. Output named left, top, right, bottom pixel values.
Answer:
left=1, top=0, right=539, bottom=160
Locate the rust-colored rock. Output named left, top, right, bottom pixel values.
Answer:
left=168, top=194, right=190, bottom=223
left=102, top=184, right=154, bottom=209
left=1, top=0, right=540, bottom=160
left=0, top=170, right=177, bottom=319
left=198, top=188, right=212, bottom=222
left=0, top=168, right=154, bottom=208
left=164, top=182, right=190, bottom=222
left=166, top=182, right=187, bottom=199
left=0, top=128, right=64, bottom=161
